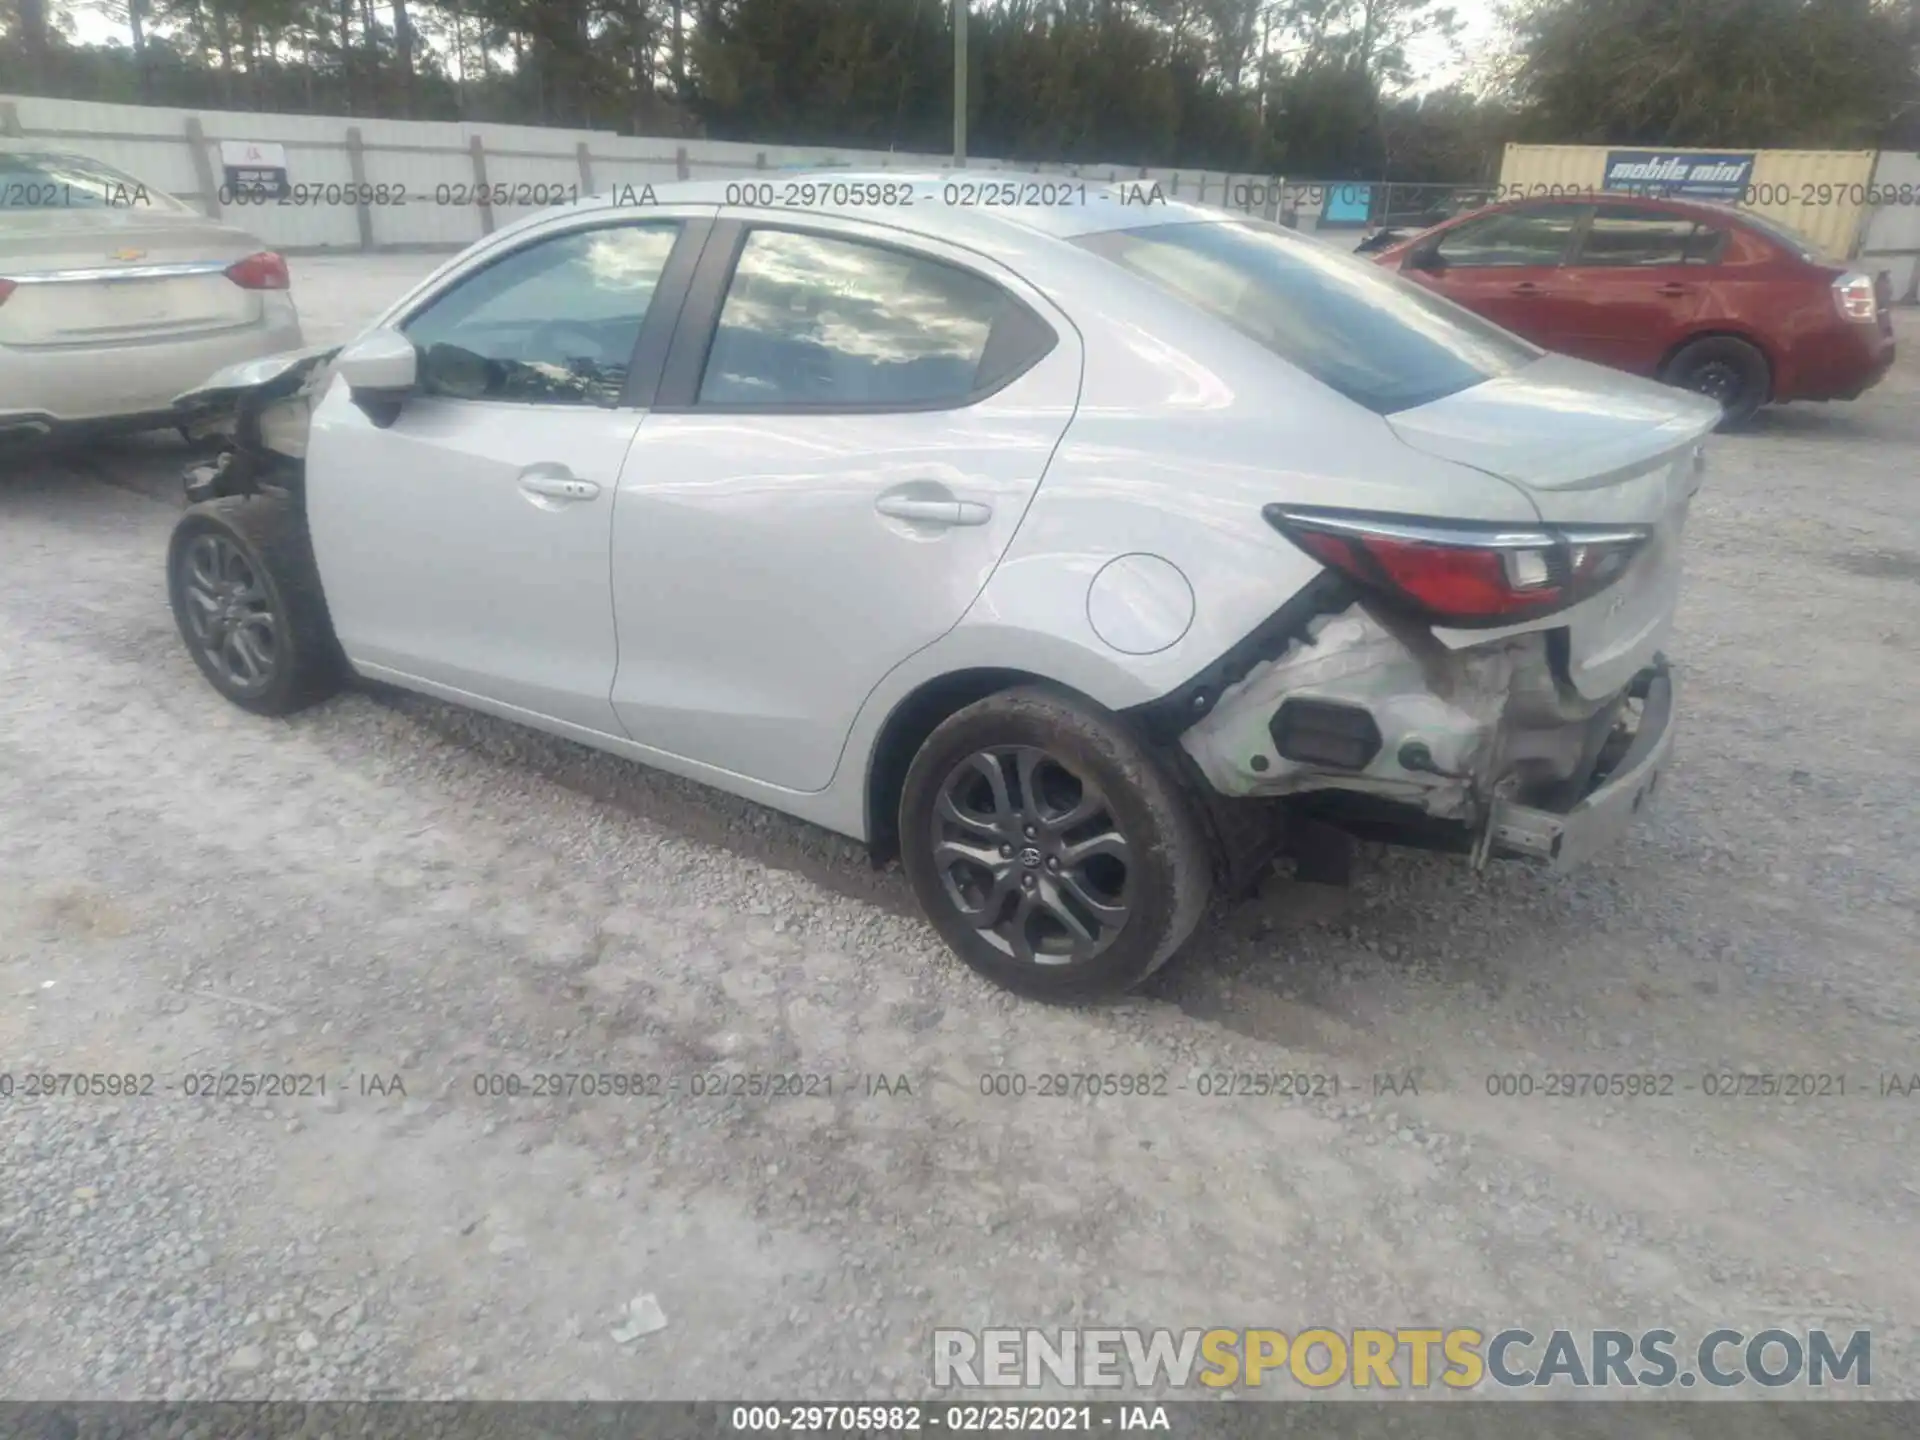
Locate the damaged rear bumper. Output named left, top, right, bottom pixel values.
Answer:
left=1167, top=595, right=1677, bottom=872
left=1483, top=659, right=1673, bottom=869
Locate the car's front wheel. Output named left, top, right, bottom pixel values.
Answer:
left=167, top=495, right=345, bottom=716
left=899, top=686, right=1212, bottom=1002
left=1663, top=335, right=1770, bottom=427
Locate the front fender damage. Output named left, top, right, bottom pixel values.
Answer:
left=175, top=345, right=337, bottom=505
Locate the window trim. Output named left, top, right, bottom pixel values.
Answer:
left=1566, top=204, right=1713, bottom=269
left=393, top=214, right=711, bottom=411
left=1431, top=202, right=1589, bottom=269
left=650, top=218, right=1060, bottom=416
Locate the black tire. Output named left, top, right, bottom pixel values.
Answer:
left=898, top=685, right=1212, bottom=1002
left=167, top=494, right=345, bottom=716
left=1662, top=335, right=1770, bottom=427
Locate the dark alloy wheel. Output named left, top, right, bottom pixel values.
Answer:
left=899, top=686, right=1211, bottom=1002
left=178, top=531, right=282, bottom=698
left=1663, top=335, right=1770, bottom=428
left=167, top=495, right=346, bottom=716
left=931, top=745, right=1133, bottom=967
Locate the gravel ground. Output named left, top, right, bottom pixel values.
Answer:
left=1, top=263, right=1917, bottom=1404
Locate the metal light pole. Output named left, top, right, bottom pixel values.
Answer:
left=952, top=0, right=968, bottom=168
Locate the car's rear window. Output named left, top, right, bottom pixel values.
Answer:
left=1077, top=219, right=1539, bottom=414
left=0, top=151, right=189, bottom=212
left=1735, top=210, right=1829, bottom=263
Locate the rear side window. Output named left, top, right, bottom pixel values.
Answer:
left=1433, top=206, right=1581, bottom=267
left=1684, top=227, right=1728, bottom=263
left=1078, top=219, right=1537, bottom=415
left=1735, top=210, right=1829, bottom=263
left=697, top=228, right=1055, bottom=409
left=1575, top=205, right=1701, bottom=266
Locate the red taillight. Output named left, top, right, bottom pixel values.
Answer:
left=0, top=278, right=15, bottom=307
left=225, top=252, right=290, bottom=291
left=1833, top=272, right=1877, bottom=323
left=1268, top=507, right=1648, bottom=626
left=1357, top=533, right=1560, bottom=617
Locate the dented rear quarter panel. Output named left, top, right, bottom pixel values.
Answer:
left=919, top=258, right=1548, bottom=711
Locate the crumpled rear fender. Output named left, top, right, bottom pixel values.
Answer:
left=1179, top=601, right=1613, bottom=822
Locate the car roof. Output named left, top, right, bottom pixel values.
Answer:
left=1487, top=191, right=1754, bottom=225
left=0, top=139, right=120, bottom=158
left=556, top=170, right=1223, bottom=244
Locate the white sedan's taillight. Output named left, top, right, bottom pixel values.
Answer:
left=225, top=252, right=291, bottom=291
left=1833, top=271, right=1878, bottom=323
left=0, top=278, right=15, bottom=308
left=1265, top=507, right=1650, bottom=626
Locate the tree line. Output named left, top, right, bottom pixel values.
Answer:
left=3, top=0, right=1917, bottom=182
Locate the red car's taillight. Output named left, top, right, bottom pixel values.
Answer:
left=1265, top=507, right=1650, bottom=626
left=225, top=252, right=290, bottom=290
left=1833, top=271, right=1878, bottom=323
left=0, top=278, right=15, bottom=307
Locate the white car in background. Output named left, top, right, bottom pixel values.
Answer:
left=0, top=140, right=302, bottom=441
left=167, top=176, right=1710, bottom=1002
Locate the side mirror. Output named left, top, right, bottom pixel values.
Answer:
left=1405, top=242, right=1447, bottom=273
left=336, top=327, right=417, bottom=425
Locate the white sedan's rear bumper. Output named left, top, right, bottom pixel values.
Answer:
left=0, top=293, right=303, bottom=433
left=1487, top=661, right=1676, bottom=869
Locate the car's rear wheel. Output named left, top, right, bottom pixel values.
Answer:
left=899, top=686, right=1211, bottom=1002
left=167, top=495, right=345, bottom=716
left=1662, top=336, right=1769, bottom=427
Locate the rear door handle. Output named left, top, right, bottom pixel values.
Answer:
left=1655, top=283, right=1692, bottom=297
left=519, top=473, right=601, bottom=501
left=875, top=496, right=992, bottom=526
left=1509, top=281, right=1547, bottom=296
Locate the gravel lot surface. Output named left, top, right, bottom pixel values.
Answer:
left=2, top=258, right=1917, bottom=1403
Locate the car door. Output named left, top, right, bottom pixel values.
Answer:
left=607, top=218, right=1081, bottom=792
left=305, top=212, right=712, bottom=735
left=1551, top=203, right=1723, bottom=373
left=1406, top=203, right=1585, bottom=343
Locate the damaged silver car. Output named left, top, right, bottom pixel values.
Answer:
left=165, top=179, right=1710, bottom=1002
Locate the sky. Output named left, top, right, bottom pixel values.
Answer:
left=1409, top=1, right=1504, bottom=91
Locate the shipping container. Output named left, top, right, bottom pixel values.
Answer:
left=1497, top=144, right=1879, bottom=262
left=1859, top=149, right=1920, bottom=302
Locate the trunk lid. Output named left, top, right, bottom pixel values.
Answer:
left=1386, top=353, right=1718, bottom=701
left=0, top=209, right=266, bottom=348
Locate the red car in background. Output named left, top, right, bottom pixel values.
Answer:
left=1369, top=194, right=1895, bottom=425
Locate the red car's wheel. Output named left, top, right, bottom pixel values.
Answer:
left=1663, top=336, right=1770, bottom=428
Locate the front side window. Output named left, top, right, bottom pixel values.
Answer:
left=1078, top=218, right=1537, bottom=415
left=1575, top=205, right=1705, bottom=266
left=401, top=223, right=679, bottom=407
left=1434, top=206, right=1581, bottom=267
left=698, top=228, right=1053, bottom=408
left=0, top=150, right=191, bottom=211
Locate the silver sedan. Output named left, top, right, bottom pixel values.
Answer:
left=166, top=175, right=1711, bottom=1002
left=0, top=140, right=303, bottom=441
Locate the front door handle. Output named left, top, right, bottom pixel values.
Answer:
left=519, top=473, right=601, bottom=502
left=875, top=495, right=992, bottom=526
left=1654, top=283, right=1692, bottom=297
left=1509, top=281, right=1546, bottom=296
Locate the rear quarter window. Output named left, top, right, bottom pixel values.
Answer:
left=1078, top=219, right=1538, bottom=414
left=1735, top=210, right=1831, bottom=263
